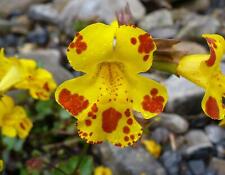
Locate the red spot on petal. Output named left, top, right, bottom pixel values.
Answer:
left=138, top=33, right=154, bottom=54
left=58, top=89, right=89, bottom=116
left=131, top=37, right=137, bottom=45
left=124, top=136, right=129, bottom=142
left=205, top=38, right=217, bottom=67
left=85, top=119, right=92, bottom=126
left=102, top=108, right=122, bottom=133
left=130, top=135, right=135, bottom=140
left=69, top=32, right=87, bottom=54
left=142, top=94, right=164, bottom=113
left=91, top=103, right=98, bottom=112
left=123, top=126, right=130, bottom=134
left=150, top=88, right=158, bottom=96
left=20, top=123, right=26, bottom=130
left=127, top=118, right=133, bottom=125
left=143, top=55, right=149, bottom=61
left=115, top=143, right=122, bottom=147
left=206, top=96, right=219, bottom=119
left=69, top=42, right=76, bottom=48
left=43, top=82, right=50, bottom=92
left=124, top=109, right=131, bottom=117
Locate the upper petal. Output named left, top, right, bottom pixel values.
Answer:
left=202, top=34, right=225, bottom=68
left=67, top=22, right=115, bottom=73
left=66, top=21, right=156, bottom=73
left=114, top=24, right=156, bottom=73
left=177, top=34, right=225, bottom=88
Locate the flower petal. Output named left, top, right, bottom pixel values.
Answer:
left=115, top=25, right=156, bottom=73
left=2, top=126, right=17, bottom=137
left=55, top=63, right=143, bottom=147
left=177, top=34, right=225, bottom=88
left=77, top=104, right=142, bottom=147
left=67, top=22, right=116, bottom=73
left=202, top=34, right=225, bottom=67
left=131, top=75, right=168, bottom=119
left=202, top=88, right=224, bottom=120
left=66, top=21, right=157, bottom=73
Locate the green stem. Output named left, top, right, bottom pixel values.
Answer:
left=151, top=60, right=178, bottom=75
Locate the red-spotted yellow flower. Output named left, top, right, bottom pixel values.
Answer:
left=55, top=21, right=168, bottom=147
left=177, top=34, right=225, bottom=120
left=0, top=95, right=32, bottom=139
left=0, top=49, right=56, bottom=100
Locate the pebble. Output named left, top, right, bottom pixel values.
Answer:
left=93, top=143, right=166, bottom=175
left=188, top=160, right=206, bottom=175
left=164, top=76, right=204, bottom=115
left=151, top=127, right=169, bottom=144
left=184, top=130, right=212, bottom=158
left=156, top=113, right=189, bottom=134
left=205, top=125, right=225, bottom=144
left=161, top=151, right=182, bottom=175
left=26, top=26, right=49, bottom=46
left=209, top=158, right=225, bottom=175
left=28, top=4, right=59, bottom=24
left=139, top=9, right=173, bottom=31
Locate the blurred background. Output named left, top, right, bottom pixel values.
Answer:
left=0, top=0, right=225, bottom=174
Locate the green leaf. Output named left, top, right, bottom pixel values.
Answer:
left=79, top=156, right=94, bottom=175
left=35, top=100, right=53, bottom=117
left=51, top=156, right=80, bottom=175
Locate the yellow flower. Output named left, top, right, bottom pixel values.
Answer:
left=0, top=49, right=57, bottom=100
left=142, top=139, right=161, bottom=158
left=0, top=160, right=3, bottom=172
left=55, top=21, right=168, bottom=147
left=94, top=166, right=112, bottom=175
left=0, top=95, right=32, bottom=139
left=177, top=34, right=225, bottom=120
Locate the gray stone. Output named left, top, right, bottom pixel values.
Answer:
left=151, top=127, right=169, bottom=144
left=139, top=9, right=173, bottom=31
left=209, top=158, right=225, bottom=175
left=205, top=125, right=225, bottom=144
left=164, top=76, right=204, bottom=115
left=28, top=4, right=59, bottom=24
left=188, top=160, right=206, bottom=175
left=0, top=0, right=46, bottom=17
left=150, top=26, right=178, bottom=39
left=18, top=49, right=73, bottom=84
left=184, top=130, right=212, bottom=155
left=161, top=151, right=182, bottom=175
left=0, top=16, right=31, bottom=35
left=179, top=0, right=210, bottom=12
left=177, top=14, right=220, bottom=39
left=156, top=113, right=189, bottom=134
left=94, top=143, right=166, bottom=175
left=59, top=0, right=145, bottom=30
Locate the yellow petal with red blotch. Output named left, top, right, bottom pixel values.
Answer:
left=77, top=104, right=142, bottom=147
left=115, top=24, right=156, bottom=73
left=177, top=34, right=225, bottom=88
left=55, top=63, right=144, bottom=147
left=202, top=34, right=225, bottom=68
left=66, top=21, right=156, bottom=74
left=66, top=22, right=116, bottom=73
left=202, top=87, right=225, bottom=120
left=130, top=75, right=168, bottom=119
